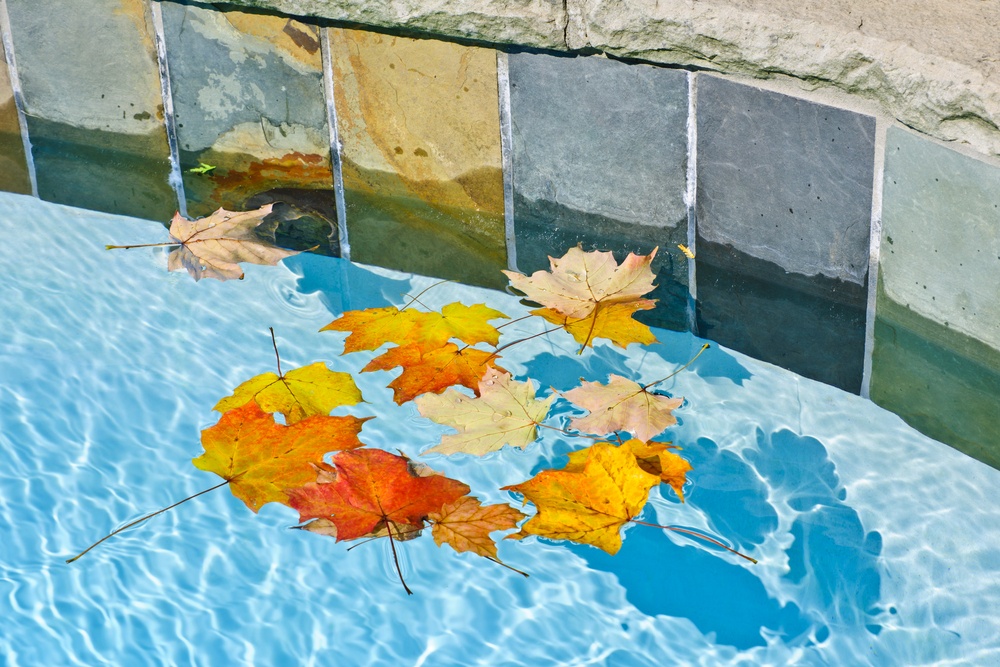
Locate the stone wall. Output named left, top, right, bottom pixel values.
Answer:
left=0, top=0, right=997, bottom=467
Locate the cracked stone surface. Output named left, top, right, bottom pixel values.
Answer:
left=222, top=0, right=1000, bottom=158
left=696, top=75, right=876, bottom=285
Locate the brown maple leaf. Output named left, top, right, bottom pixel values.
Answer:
left=321, top=302, right=507, bottom=353
left=108, top=204, right=304, bottom=281
left=561, top=374, right=683, bottom=442
left=362, top=343, right=505, bottom=404
left=193, top=399, right=369, bottom=512
left=504, top=246, right=659, bottom=350
left=502, top=442, right=659, bottom=555
left=428, top=495, right=526, bottom=559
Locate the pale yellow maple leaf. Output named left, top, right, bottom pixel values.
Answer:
left=416, top=368, right=555, bottom=455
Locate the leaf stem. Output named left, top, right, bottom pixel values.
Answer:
left=493, top=314, right=534, bottom=331
left=385, top=519, right=414, bottom=595
left=629, top=519, right=758, bottom=564
left=641, top=343, right=710, bottom=390
left=105, top=242, right=180, bottom=250
left=66, top=479, right=231, bottom=564
left=486, top=556, right=530, bottom=578
left=488, top=326, right=565, bottom=360
left=400, top=279, right=453, bottom=311
left=269, top=327, right=283, bottom=377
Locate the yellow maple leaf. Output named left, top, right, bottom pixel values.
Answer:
left=214, top=361, right=363, bottom=424
left=416, top=368, right=555, bottom=456
left=561, top=374, right=683, bottom=442
left=502, top=442, right=659, bottom=554
left=567, top=438, right=692, bottom=501
left=532, top=300, right=657, bottom=350
left=321, top=302, right=507, bottom=353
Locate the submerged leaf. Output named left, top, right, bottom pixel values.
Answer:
left=165, top=205, right=301, bottom=281
left=194, top=399, right=368, bottom=512
left=561, top=374, right=683, bottom=442
left=214, top=361, right=363, bottom=424
left=416, top=368, right=555, bottom=456
left=363, top=343, right=504, bottom=404
left=428, top=496, right=526, bottom=559
left=503, top=442, right=659, bottom=554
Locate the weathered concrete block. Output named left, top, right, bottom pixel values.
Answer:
left=4, top=0, right=173, bottom=218
left=330, top=28, right=506, bottom=287
left=695, top=76, right=875, bottom=391
left=508, top=52, right=690, bottom=329
left=0, top=42, right=30, bottom=195
left=871, top=127, right=1000, bottom=466
left=161, top=2, right=336, bottom=239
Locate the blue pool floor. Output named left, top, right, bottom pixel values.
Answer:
left=1, top=191, right=999, bottom=666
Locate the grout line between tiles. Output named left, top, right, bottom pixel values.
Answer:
left=0, top=0, right=37, bottom=198
left=496, top=51, right=517, bottom=273
left=684, top=71, right=698, bottom=334
left=860, top=118, right=888, bottom=399
left=149, top=0, right=187, bottom=219
left=322, top=28, right=350, bottom=262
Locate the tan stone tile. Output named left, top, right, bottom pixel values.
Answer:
left=329, top=29, right=506, bottom=280
left=0, top=47, right=31, bottom=195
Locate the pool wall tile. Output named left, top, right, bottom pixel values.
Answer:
left=871, top=127, right=1000, bottom=466
left=4, top=0, right=174, bottom=219
left=0, top=37, right=29, bottom=195
left=159, top=3, right=338, bottom=251
left=695, top=75, right=876, bottom=392
left=329, top=28, right=506, bottom=288
left=508, top=53, right=690, bottom=330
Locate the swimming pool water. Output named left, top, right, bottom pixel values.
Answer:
left=1, top=191, right=999, bottom=666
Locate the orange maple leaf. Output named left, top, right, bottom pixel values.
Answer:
left=193, top=399, right=369, bottom=512
left=362, top=343, right=505, bottom=404
left=504, top=246, right=658, bottom=350
left=321, top=302, right=507, bottom=353
left=561, top=374, right=683, bottom=442
left=503, top=442, right=659, bottom=555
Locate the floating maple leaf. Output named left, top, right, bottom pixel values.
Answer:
left=286, top=448, right=470, bottom=593
left=503, top=441, right=660, bottom=554
left=362, top=342, right=504, bottom=404
left=428, top=495, right=526, bottom=559
left=193, top=399, right=369, bottom=512
left=566, top=438, right=692, bottom=501
left=107, top=204, right=304, bottom=281
left=415, top=368, right=555, bottom=456
left=561, top=374, right=683, bottom=442
left=504, top=246, right=659, bottom=350
left=321, top=302, right=508, bottom=353
left=215, top=361, right=363, bottom=424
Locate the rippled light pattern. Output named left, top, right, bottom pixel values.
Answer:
left=2, top=192, right=1000, bottom=666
